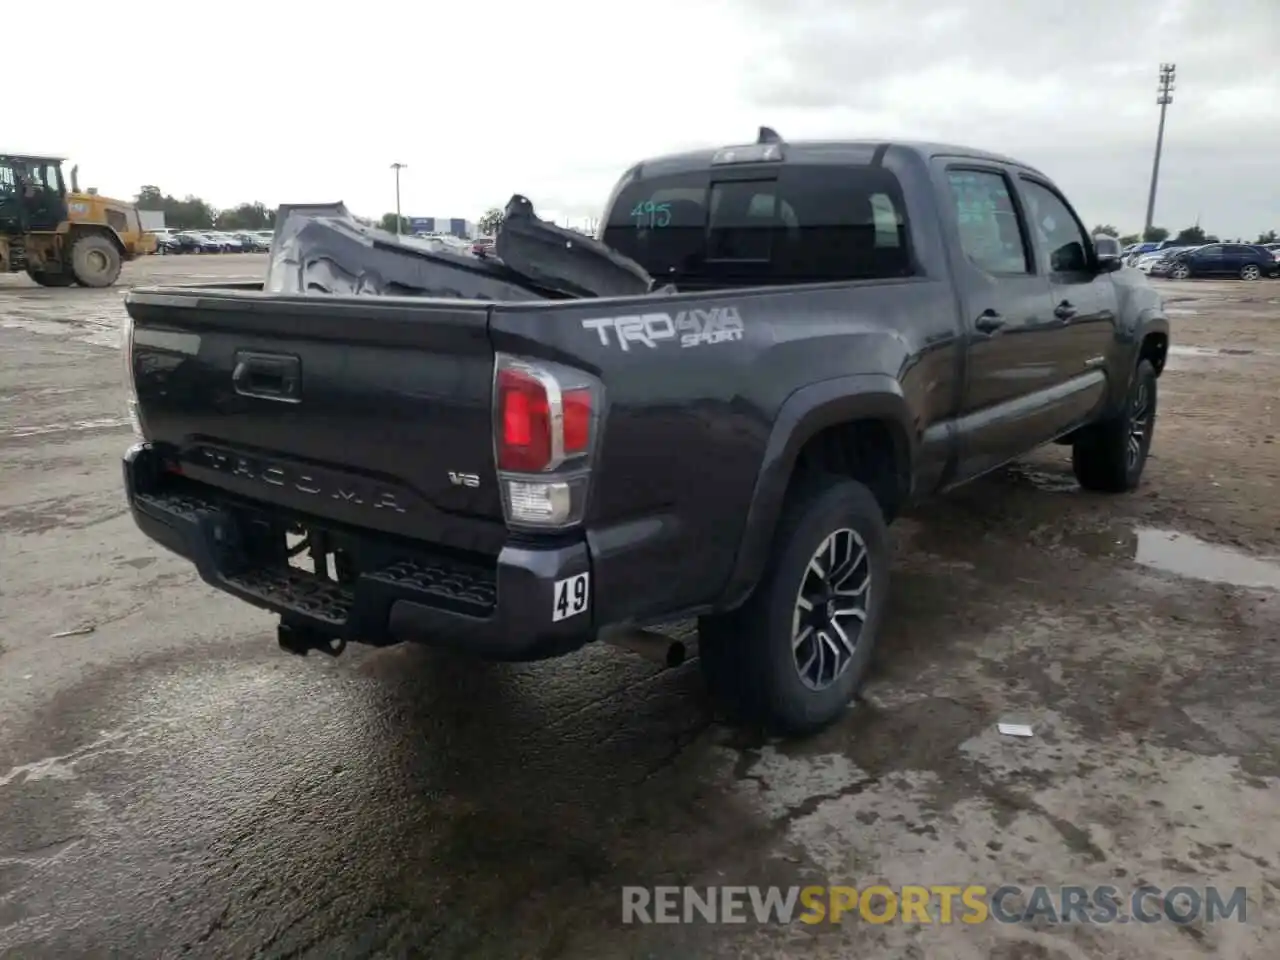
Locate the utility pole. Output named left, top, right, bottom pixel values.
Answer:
left=1143, top=63, right=1176, bottom=238
left=390, top=162, right=407, bottom=235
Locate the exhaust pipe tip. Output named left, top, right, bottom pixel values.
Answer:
left=602, top=626, right=686, bottom=669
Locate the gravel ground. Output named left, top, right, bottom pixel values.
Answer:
left=1, top=255, right=1278, bottom=959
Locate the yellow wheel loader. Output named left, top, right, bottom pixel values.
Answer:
left=0, top=153, right=156, bottom=288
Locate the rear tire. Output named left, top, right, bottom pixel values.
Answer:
left=698, top=475, right=890, bottom=735
left=25, top=268, right=75, bottom=287
left=70, top=234, right=122, bottom=288
left=1240, top=264, right=1261, bottom=281
left=1071, top=359, right=1157, bottom=493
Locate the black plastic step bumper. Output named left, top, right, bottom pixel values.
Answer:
left=122, top=442, right=595, bottom=660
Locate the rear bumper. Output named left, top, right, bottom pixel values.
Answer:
left=123, top=442, right=595, bottom=660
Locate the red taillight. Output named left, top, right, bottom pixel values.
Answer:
left=498, top=367, right=551, bottom=471
left=496, top=365, right=594, bottom=472
left=494, top=354, right=602, bottom=529
left=562, top=388, right=591, bottom=454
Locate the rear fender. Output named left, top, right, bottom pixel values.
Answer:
left=717, top=374, right=915, bottom=610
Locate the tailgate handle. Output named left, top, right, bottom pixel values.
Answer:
left=232, top=351, right=301, bottom=403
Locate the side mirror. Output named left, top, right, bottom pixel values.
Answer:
left=1051, top=241, right=1088, bottom=273
left=1093, top=235, right=1123, bottom=272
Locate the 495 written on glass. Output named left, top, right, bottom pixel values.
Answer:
left=631, top=201, right=672, bottom=228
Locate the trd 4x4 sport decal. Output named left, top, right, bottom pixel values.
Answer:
left=581, top=306, right=744, bottom=351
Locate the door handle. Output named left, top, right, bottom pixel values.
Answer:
left=974, top=310, right=1006, bottom=335
left=1054, top=300, right=1077, bottom=321
left=232, top=350, right=301, bottom=403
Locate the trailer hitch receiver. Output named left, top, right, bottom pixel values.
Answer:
left=277, top=620, right=346, bottom=657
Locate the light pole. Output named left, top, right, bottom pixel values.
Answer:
left=390, top=162, right=407, bottom=235
left=1142, top=64, right=1175, bottom=238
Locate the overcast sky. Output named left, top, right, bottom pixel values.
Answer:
left=13, top=0, right=1278, bottom=237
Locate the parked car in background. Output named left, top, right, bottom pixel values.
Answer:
left=232, top=232, right=269, bottom=252
left=149, top=229, right=181, bottom=254
left=176, top=232, right=222, bottom=254
left=1133, top=245, right=1193, bottom=274
left=471, top=237, right=495, bottom=257
left=1263, top=242, right=1280, bottom=263
left=1149, top=243, right=1280, bottom=281
left=1124, top=239, right=1182, bottom=266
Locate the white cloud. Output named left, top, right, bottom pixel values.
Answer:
left=10, top=0, right=1279, bottom=237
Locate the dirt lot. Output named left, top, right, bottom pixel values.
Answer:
left=0, top=255, right=1278, bottom=959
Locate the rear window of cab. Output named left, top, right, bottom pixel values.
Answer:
left=602, top=163, right=912, bottom=285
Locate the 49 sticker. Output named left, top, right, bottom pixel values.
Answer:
left=581, top=306, right=744, bottom=352
left=552, top=572, right=590, bottom=622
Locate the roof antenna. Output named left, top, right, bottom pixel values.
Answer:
left=757, top=126, right=783, bottom=144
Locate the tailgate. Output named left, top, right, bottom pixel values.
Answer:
left=125, top=288, right=506, bottom=554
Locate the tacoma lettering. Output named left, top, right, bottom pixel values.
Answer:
left=194, top=447, right=407, bottom=513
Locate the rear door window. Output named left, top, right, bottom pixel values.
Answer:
left=602, top=163, right=913, bottom=285
left=946, top=169, right=1031, bottom=275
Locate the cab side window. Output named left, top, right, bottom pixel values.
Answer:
left=947, top=170, right=1030, bottom=275
left=1018, top=178, right=1089, bottom=273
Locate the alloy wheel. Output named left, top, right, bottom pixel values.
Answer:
left=1128, top=380, right=1152, bottom=470
left=792, top=527, right=870, bottom=691
left=1241, top=264, right=1261, bottom=281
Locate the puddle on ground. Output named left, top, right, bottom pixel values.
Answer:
left=1168, top=345, right=1270, bottom=358
left=1164, top=344, right=1277, bottom=373
left=996, top=462, right=1080, bottom=493
left=0, top=316, right=120, bottom=350
left=1135, top=528, right=1280, bottom=591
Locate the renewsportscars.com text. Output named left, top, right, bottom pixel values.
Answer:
left=621, top=884, right=1248, bottom=926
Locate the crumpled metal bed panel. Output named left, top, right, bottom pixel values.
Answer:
left=494, top=194, right=653, bottom=299
left=263, top=202, right=544, bottom=300
left=261, top=198, right=655, bottom=301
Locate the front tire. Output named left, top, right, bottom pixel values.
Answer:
left=69, top=234, right=122, bottom=288
left=698, top=476, right=890, bottom=735
left=1071, top=359, right=1157, bottom=493
left=25, top=268, right=75, bottom=287
left=1170, top=263, right=1190, bottom=280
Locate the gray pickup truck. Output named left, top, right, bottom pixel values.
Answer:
left=121, top=129, right=1170, bottom=735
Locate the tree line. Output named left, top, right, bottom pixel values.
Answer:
left=133, top=186, right=275, bottom=232
left=135, top=187, right=467, bottom=236
left=378, top=209, right=505, bottom=235
left=1093, top=224, right=1279, bottom=247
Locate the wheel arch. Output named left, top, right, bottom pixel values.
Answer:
left=67, top=223, right=128, bottom=257
left=716, top=374, right=915, bottom=612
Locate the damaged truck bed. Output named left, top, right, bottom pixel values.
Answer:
left=264, top=194, right=657, bottom=301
